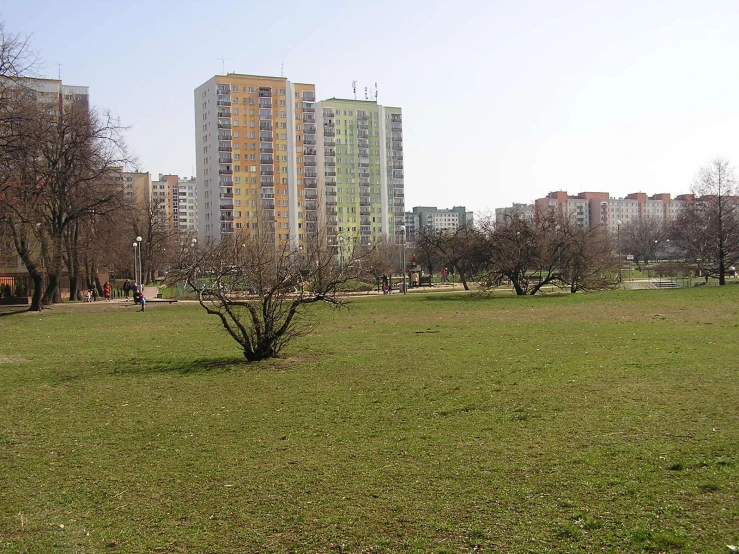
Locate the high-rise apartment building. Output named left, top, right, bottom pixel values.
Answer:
left=316, top=98, right=405, bottom=249
left=153, top=175, right=198, bottom=234
left=195, top=75, right=405, bottom=251
left=194, top=74, right=316, bottom=248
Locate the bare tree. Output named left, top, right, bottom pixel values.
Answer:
left=559, top=223, right=616, bottom=293
left=416, top=226, right=478, bottom=290
left=672, top=158, right=739, bottom=285
left=620, top=218, right=666, bottom=267
left=412, top=226, right=443, bottom=277
left=167, top=226, right=364, bottom=362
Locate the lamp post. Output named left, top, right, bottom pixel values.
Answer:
left=136, top=235, right=143, bottom=286
left=616, top=220, right=622, bottom=283
left=400, top=224, right=406, bottom=295
left=132, top=242, right=138, bottom=286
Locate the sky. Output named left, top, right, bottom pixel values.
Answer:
left=3, top=0, right=739, bottom=215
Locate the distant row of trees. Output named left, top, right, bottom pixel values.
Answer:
left=412, top=158, right=739, bottom=291
left=412, top=212, right=614, bottom=295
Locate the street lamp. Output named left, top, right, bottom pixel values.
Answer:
left=136, top=236, right=143, bottom=286
left=132, top=242, right=138, bottom=286
left=400, top=224, right=406, bottom=295
left=616, top=220, right=622, bottom=283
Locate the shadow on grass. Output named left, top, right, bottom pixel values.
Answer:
left=112, top=355, right=249, bottom=376
left=0, top=307, right=34, bottom=317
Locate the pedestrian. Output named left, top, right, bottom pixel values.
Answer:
left=140, top=293, right=146, bottom=312
left=103, top=281, right=111, bottom=302
left=441, top=267, right=448, bottom=283
left=84, top=289, right=91, bottom=302
left=122, top=279, right=131, bottom=300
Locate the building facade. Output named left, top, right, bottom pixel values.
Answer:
left=404, top=206, right=472, bottom=242
left=316, top=98, right=404, bottom=253
left=194, top=74, right=316, bottom=248
left=532, top=191, right=694, bottom=231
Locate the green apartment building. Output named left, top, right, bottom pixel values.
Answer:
left=317, top=98, right=404, bottom=262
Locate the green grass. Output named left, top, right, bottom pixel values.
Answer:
left=1, top=287, right=738, bottom=552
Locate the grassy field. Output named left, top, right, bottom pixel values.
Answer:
left=1, top=287, right=738, bottom=553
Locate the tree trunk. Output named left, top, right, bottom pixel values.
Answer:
left=42, top=272, right=61, bottom=305
left=29, top=273, right=43, bottom=311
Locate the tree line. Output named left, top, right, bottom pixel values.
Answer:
left=0, top=23, right=176, bottom=310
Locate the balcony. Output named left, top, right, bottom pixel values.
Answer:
left=305, top=171, right=318, bottom=178
left=218, top=169, right=233, bottom=175
left=302, top=103, right=315, bottom=112
left=217, top=146, right=233, bottom=152
left=392, top=144, right=403, bottom=151
left=304, top=177, right=317, bottom=186
left=325, top=160, right=335, bottom=167
left=302, top=114, right=315, bottom=123
left=260, top=146, right=273, bottom=153
left=360, top=200, right=371, bottom=206
left=324, top=170, right=336, bottom=177
left=357, top=113, right=368, bottom=121
left=220, top=204, right=234, bottom=211
left=258, top=88, right=272, bottom=97
left=259, top=135, right=273, bottom=143
left=358, top=139, right=369, bottom=147
left=304, top=125, right=316, bottom=134
left=217, top=111, right=231, bottom=118
left=393, top=162, right=404, bottom=169
left=217, top=99, right=231, bottom=107
left=259, top=123, right=273, bottom=130
left=359, top=162, right=369, bottom=168
left=304, top=159, right=317, bottom=167
left=219, top=192, right=233, bottom=199
left=391, top=114, right=402, bottom=122
left=357, top=130, right=369, bottom=138
left=303, top=137, right=316, bottom=145
left=323, top=128, right=335, bottom=136
left=302, top=92, right=316, bottom=102
left=261, top=170, right=274, bottom=176
left=304, top=147, right=317, bottom=156
left=218, top=122, right=232, bottom=130
left=260, top=156, right=274, bottom=164
left=220, top=214, right=233, bottom=222
left=357, top=121, right=368, bottom=129
left=218, top=157, right=233, bottom=164
left=218, top=134, right=232, bottom=141
left=219, top=179, right=233, bottom=186
left=324, top=139, right=336, bottom=147
left=324, top=149, right=335, bottom=157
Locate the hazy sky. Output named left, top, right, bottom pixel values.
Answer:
left=3, top=0, right=739, bottom=214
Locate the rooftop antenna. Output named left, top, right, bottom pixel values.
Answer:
left=281, top=62, right=284, bottom=77
left=374, top=82, right=378, bottom=101
left=217, top=57, right=232, bottom=75
left=364, top=86, right=368, bottom=100
left=352, top=80, right=357, bottom=100
left=57, top=63, right=62, bottom=80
